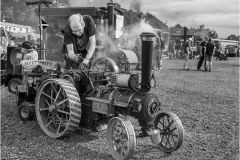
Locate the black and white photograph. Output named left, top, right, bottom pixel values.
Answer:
left=0, top=0, right=239, bottom=159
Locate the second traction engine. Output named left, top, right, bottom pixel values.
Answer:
left=35, top=33, right=184, bottom=160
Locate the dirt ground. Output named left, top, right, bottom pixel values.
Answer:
left=1, top=57, right=239, bottom=160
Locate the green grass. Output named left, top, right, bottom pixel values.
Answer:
left=1, top=57, right=239, bottom=160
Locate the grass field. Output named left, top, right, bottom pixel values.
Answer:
left=1, top=57, right=239, bottom=160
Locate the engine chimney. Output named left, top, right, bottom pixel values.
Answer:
left=140, top=32, right=156, bottom=93
left=107, top=2, right=115, bottom=37
left=183, top=26, right=187, bottom=42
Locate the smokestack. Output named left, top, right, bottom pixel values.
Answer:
left=183, top=27, right=187, bottom=42
left=140, top=32, right=156, bottom=93
left=107, top=2, right=115, bottom=36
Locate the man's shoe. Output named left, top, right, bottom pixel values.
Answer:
left=197, top=68, right=201, bottom=71
left=203, top=69, right=208, bottom=72
left=209, top=69, right=211, bottom=72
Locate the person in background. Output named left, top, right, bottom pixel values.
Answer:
left=182, top=38, right=193, bottom=70
left=197, top=37, right=208, bottom=70
left=20, top=41, right=38, bottom=84
left=21, top=41, right=38, bottom=61
left=224, top=47, right=229, bottom=60
left=153, top=30, right=165, bottom=71
left=205, top=38, right=215, bottom=72
left=169, top=40, right=176, bottom=60
left=62, top=13, right=97, bottom=69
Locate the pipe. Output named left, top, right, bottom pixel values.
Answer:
left=139, top=32, right=156, bottom=93
left=107, top=3, right=115, bottom=37
left=183, top=27, right=187, bottom=42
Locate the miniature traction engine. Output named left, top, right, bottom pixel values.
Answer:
left=18, top=33, right=184, bottom=160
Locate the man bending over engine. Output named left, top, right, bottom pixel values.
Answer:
left=63, top=14, right=97, bottom=69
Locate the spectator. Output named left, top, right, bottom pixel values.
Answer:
left=169, top=40, right=176, bottom=60
left=205, top=38, right=215, bottom=72
left=20, top=41, right=38, bottom=84
left=21, top=41, right=38, bottom=61
left=224, top=47, right=229, bottom=60
left=182, top=38, right=193, bottom=70
left=197, top=37, right=208, bottom=70
left=153, top=30, right=165, bottom=71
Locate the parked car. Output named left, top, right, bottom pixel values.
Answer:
left=226, top=45, right=238, bottom=57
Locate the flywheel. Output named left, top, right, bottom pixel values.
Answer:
left=35, top=78, right=81, bottom=138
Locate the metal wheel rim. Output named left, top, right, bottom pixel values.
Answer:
left=35, top=79, right=81, bottom=138
left=62, top=74, right=74, bottom=84
left=154, top=112, right=184, bottom=152
left=10, top=81, right=18, bottom=92
left=21, top=107, right=29, bottom=118
left=106, top=117, right=136, bottom=160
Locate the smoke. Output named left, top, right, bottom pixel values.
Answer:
left=118, top=20, right=156, bottom=49
left=195, top=30, right=209, bottom=39
left=130, top=0, right=142, bottom=12
left=96, top=19, right=156, bottom=60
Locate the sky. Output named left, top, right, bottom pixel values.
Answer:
left=69, top=0, right=239, bottom=38
left=116, top=0, right=240, bottom=38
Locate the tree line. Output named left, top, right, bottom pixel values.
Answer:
left=1, top=0, right=239, bottom=41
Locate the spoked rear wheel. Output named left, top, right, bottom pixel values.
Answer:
left=153, top=112, right=184, bottom=153
left=35, top=79, right=81, bottom=138
left=106, top=117, right=136, bottom=160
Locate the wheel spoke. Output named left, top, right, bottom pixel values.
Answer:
left=55, top=114, right=65, bottom=125
left=170, top=134, right=177, bottom=145
left=120, top=146, right=126, bottom=156
left=57, top=109, right=70, bottom=115
left=56, top=121, right=62, bottom=134
left=39, top=108, right=49, bottom=112
left=170, top=127, right=177, bottom=132
left=54, top=87, right=62, bottom=103
left=50, top=83, right=57, bottom=94
left=46, top=118, right=54, bottom=128
left=44, top=99, right=51, bottom=107
left=42, top=91, right=54, bottom=101
left=166, top=135, right=172, bottom=148
left=51, top=86, right=53, bottom=103
left=168, top=119, right=174, bottom=128
left=160, top=134, right=164, bottom=143
left=56, top=98, right=68, bottom=106
left=169, top=133, right=178, bottom=137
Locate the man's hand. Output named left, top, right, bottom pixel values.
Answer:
left=82, top=58, right=90, bottom=65
left=68, top=52, right=79, bottom=62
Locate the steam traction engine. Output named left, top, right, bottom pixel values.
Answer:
left=27, top=33, right=184, bottom=160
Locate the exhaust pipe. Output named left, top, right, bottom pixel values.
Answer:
left=140, top=32, right=156, bottom=93
left=107, top=2, right=115, bottom=37
left=183, top=27, right=187, bottom=42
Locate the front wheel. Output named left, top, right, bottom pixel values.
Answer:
left=106, top=117, right=136, bottom=160
left=18, top=101, right=35, bottom=121
left=8, top=78, right=22, bottom=94
left=153, top=112, right=184, bottom=153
